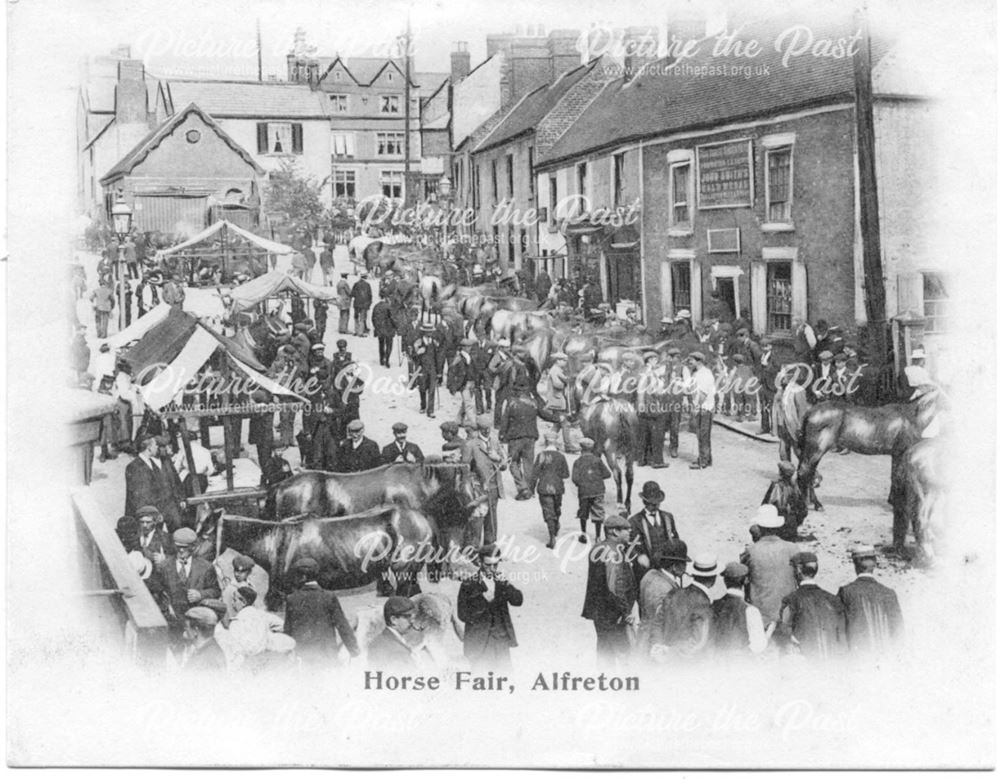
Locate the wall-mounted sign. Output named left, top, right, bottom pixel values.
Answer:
left=707, top=227, right=741, bottom=253
left=696, top=139, right=753, bottom=209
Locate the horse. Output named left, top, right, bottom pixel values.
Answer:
left=202, top=505, right=439, bottom=601
left=574, top=362, right=638, bottom=512
left=796, top=386, right=945, bottom=552
left=489, top=309, right=552, bottom=341
left=264, top=461, right=478, bottom=530
left=899, top=435, right=949, bottom=564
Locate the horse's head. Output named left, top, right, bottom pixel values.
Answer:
left=192, top=507, right=223, bottom=560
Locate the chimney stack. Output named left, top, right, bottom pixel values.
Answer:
left=115, top=60, right=148, bottom=125
left=451, top=41, right=471, bottom=84
left=621, top=25, right=659, bottom=80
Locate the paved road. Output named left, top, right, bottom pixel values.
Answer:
left=81, top=250, right=927, bottom=666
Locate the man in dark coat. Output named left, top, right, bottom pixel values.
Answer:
left=313, top=298, right=329, bottom=341
left=656, top=553, right=717, bottom=661
left=157, top=528, right=221, bottom=643
left=762, top=461, right=808, bottom=541
left=182, top=607, right=227, bottom=672
left=412, top=322, right=440, bottom=418
left=136, top=506, right=174, bottom=564
left=367, top=596, right=424, bottom=669
left=447, top=337, right=478, bottom=427
left=777, top=551, right=847, bottom=660
left=336, top=419, right=381, bottom=472
left=627, top=481, right=680, bottom=584
left=713, top=562, right=773, bottom=655
left=457, top=544, right=523, bottom=671
left=635, top=353, right=669, bottom=468
left=636, top=540, right=689, bottom=658
left=499, top=381, right=539, bottom=500
left=124, top=434, right=185, bottom=532
left=351, top=273, right=373, bottom=336
left=381, top=422, right=424, bottom=464
left=534, top=269, right=552, bottom=302
left=755, top=337, right=780, bottom=434
left=371, top=299, right=395, bottom=367
left=331, top=339, right=353, bottom=378
left=319, top=245, right=335, bottom=286
left=284, top=558, right=360, bottom=663
left=837, top=545, right=904, bottom=655
left=528, top=432, right=569, bottom=548
left=581, top=511, right=636, bottom=666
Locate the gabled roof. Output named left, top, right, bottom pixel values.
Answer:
left=100, top=103, right=264, bottom=184
left=414, top=71, right=449, bottom=93
left=163, top=80, right=329, bottom=118
left=538, top=19, right=893, bottom=167
left=474, top=59, right=599, bottom=154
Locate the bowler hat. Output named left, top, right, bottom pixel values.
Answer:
left=383, top=596, right=416, bottom=622
left=639, top=481, right=665, bottom=503
left=660, top=539, right=690, bottom=564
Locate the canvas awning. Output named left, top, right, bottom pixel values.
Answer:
left=157, top=220, right=294, bottom=257
left=229, top=270, right=340, bottom=312
left=121, top=307, right=306, bottom=412
left=104, top=302, right=172, bottom=348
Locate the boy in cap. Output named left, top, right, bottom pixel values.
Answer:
left=499, top=379, right=540, bottom=500
left=571, top=437, right=611, bottom=542
left=381, top=422, right=424, bottom=464
left=528, top=432, right=570, bottom=548
left=837, top=545, right=904, bottom=655
left=777, top=552, right=847, bottom=659
left=713, top=562, right=773, bottom=654
left=581, top=510, right=637, bottom=666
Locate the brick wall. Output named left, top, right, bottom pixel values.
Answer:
left=642, top=107, right=858, bottom=331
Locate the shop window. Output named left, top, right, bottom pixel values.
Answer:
left=766, top=262, right=793, bottom=332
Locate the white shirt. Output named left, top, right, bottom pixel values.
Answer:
left=692, top=365, right=716, bottom=411
left=482, top=574, right=496, bottom=601
left=725, top=587, right=770, bottom=654
left=174, top=442, right=213, bottom=479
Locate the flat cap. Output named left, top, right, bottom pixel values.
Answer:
left=791, top=551, right=818, bottom=566
left=293, top=557, right=319, bottom=574
left=551, top=352, right=568, bottom=361
left=347, top=419, right=364, bottom=432
left=731, top=353, right=746, bottom=363
left=476, top=413, right=493, bottom=430
left=818, top=350, right=834, bottom=360
left=603, top=512, right=630, bottom=530
left=172, top=527, right=197, bottom=546
left=184, top=606, right=218, bottom=627
left=722, top=561, right=749, bottom=580
left=311, top=343, right=325, bottom=352
left=666, top=347, right=682, bottom=356
left=578, top=437, right=595, bottom=448
left=675, top=309, right=691, bottom=319
left=294, top=323, right=310, bottom=333
left=383, top=596, right=416, bottom=622
left=439, top=420, right=459, bottom=434
left=136, top=505, right=161, bottom=519
left=688, top=351, right=706, bottom=362
left=392, top=422, right=408, bottom=433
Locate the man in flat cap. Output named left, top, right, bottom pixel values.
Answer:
left=350, top=272, right=373, bottom=336
left=755, top=337, right=780, bottom=435
left=283, top=557, right=360, bottom=664
left=685, top=351, right=716, bottom=469
left=182, top=606, right=227, bottom=672
left=331, top=339, right=353, bottom=378
left=447, top=336, right=478, bottom=427
left=371, top=295, right=395, bottom=367
left=777, top=551, right=847, bottom=660
left=811, top=349, right=836, bottom=402
left=762, top=460, right=808, bottom=541
left=571, top=437, right=611, bottom=542
left=336, top=419, right=381, bottom=472
left=458, top=544, right=523, bottom=670
left=713, top=562, right=773, bottom=655
left=157, top=527, right=220, bottom=646
left=529, top=432, right=570, bottom=548
left=461, top=414, right=505, bottom=544
left=662, top=347, right=689, bottom=459
left=136, top=505, right=173, bottom=564
left=367, top=596, right=426, bottom=669
left=581, top=510, right=637, bottom=666
left=381, top=422, right=424, bottom=465
left=220, top=553, right=268, bottom=621
left=499, top=379, right=540, bottom=501
left=837, top=545, right=904, bottom=655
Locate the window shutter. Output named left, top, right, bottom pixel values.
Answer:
left=346, top=133, right=356, bottom=157
left=897, top=272, right=923, bottom=315
left=256, top=123, right=268, bottom=153
left=690, top=259, right=703, bottom=323
left=660, top=261, right=673, bottom=319
left=791, top=259, right=808, bottom=322
left=750, top=261, right=767, bottom=333
left=292, top=123, right=304, bottom=154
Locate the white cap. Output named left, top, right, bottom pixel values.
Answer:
left=910, top=348, right=926, bottom=360
left=754, top=504, right=784, bottom=529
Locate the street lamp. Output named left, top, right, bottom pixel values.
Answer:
left=439, top=174, right=452, bottom=253
left=110, top=190, right=134, bottom=330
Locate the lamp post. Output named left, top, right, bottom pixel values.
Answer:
left=439, top=174, right=452, bottom=255
left=110, top=191, right=134, bottom=330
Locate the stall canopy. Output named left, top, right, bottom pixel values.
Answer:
left=104, top=302, right=172, bottom=348
left=229, top=270, right=340, bottom=312
left=121, top=307, right=306, bottom=412
left=157, top=220, right=294, bottom=257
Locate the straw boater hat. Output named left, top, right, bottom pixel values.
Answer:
left=689, top=552, right=721, bottom=577
left=753, top=504, right=784, bottom=529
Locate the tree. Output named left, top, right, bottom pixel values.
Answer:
left=262, top=160, right=326, bottom=243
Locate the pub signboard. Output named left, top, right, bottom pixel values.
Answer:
left=696, top=138, right=754, bottom=209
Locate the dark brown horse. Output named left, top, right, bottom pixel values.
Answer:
left=796, top=387, right=944, bottom=551
left=574, top=362, right=638, bottom=512
left=202, top=505, right=439, bottom=600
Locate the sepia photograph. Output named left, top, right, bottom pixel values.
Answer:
left=4, top=0, right=996, bottom=768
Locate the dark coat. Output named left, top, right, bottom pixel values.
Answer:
left=248, top=412, right=274, bottom=446
left=308, top=419, right=340, bottom=471
left=458, top=576, right=522, bottom=657
left=535, top=271, right=552, bottom=301
left=366, top=628, right=417, bottom=669
left=499, top=395, right=539, bottom=442
left=185, top=639, right=227, bottom=672
left=350, top=279, right=373, bottom=309
left=529, top=449, right=569, bottom=495
left=371, top=301, right=395, bottom=337
left=124, top=455, right=184, bottom=531
left=156, top=555, right=221, bottom=621
left=138, top=527, right=174, bottom=562
left=335, top=437, right=382, bottom=472
left=571, top=452, right=610, bottom=498
left=381, top=441, right=425, bottom=465
left=412, top=337, right=440, bottom=378
left=581, top=539, right=636, bottom=628
left=447, top=352, right=475, bottom=393
left=627, top=510, right=680, bottom=560
left=660, top=584, right=714, bottom=656
left=712, top=593, right=752, bottom=653
left=284, top=583, right=360, bottom=658
left=778, top=583, right=847, bottom=659
left=837, top=576, right=904, bottom=653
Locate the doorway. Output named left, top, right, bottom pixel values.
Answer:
left=716, top=276, right=737, bottom=320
